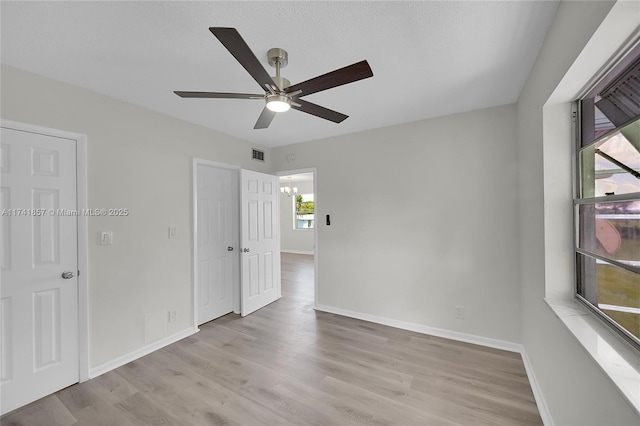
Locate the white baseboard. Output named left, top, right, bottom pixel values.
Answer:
left=314, top=304, right=521, bottom=352
left=281, top=249, right=314, bottom=255
left=520, top=349, right=553, bottom=426
left=314, top=303, right=553, bottom=425
left=88, top=327, right=198, bottom=379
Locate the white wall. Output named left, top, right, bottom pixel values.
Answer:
left=279, top=179, right=314, bottom=254
left=517, top=1, right=639, bottom=424
left=1, top=65, right=271, bottom=369
left=273, top=104, right=521, bottom=343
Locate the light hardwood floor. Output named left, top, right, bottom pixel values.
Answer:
left=1, top=253, right=542, bottom=425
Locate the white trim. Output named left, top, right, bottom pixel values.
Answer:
left=76, top=134, right=90, bottom=382
left=192, top=160, right=198, bottom=328
left=89, top=327, right=198, bottom=379
left=1, top=119, right=91, bottom=382
left=280, top=249, right=314, bottom=255
left=313, top=170, right=318, bottom=307
left=193, top=158, right=241, bottom=172
left=521, top=349, right=554, bottom=426
left=314, top=304, right=522, bottom=353
left=546, top=299, right=640, bottom=415
left=1, top=119, right=85, bottom=141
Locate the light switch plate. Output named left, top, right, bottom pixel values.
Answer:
left=100, top=231, right=113, bottom=245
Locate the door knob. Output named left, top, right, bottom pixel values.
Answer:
left=61, top=271, right=74, bottom=279
left=242, top=248, right=250, bottom=253
left=227, top=246, right=234, bottom=251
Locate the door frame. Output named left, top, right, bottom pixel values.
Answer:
left=275, top=168, right=318, bottom=308
left=1, top=119, right=90, bottom=383
left=191, top=158, right=241, bottom=329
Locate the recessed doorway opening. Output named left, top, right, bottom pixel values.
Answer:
left=277, top=170, right=317, bottom=309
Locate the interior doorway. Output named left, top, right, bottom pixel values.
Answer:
left=277, top=169, right=317, bottom=308
left=193, top=160, right=282, bottom=325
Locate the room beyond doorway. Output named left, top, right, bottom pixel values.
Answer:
left=278, top=172, right=314, bottom=255
left=277, top=169, right=317, bottom=310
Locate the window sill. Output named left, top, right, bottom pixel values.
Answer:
left=545, top=298, right=640, bottom=414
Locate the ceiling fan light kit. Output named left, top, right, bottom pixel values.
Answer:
left=174, top=27, right=373, bottom=129
left=266, top=94, right=291, bottom=112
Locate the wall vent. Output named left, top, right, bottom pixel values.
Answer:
left=252, top=149, right=265, bottom=162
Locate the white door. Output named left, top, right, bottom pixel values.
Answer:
left=240, top=170, right=280, bottom=316
left=196, top=164, right=238, bottom=324
left=1, top=127, right=79, bottom=414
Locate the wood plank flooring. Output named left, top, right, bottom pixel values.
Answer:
left=1, top=253, right=542, bottom=425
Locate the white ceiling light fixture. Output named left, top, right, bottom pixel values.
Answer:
left=280, top=181, right=298, bottom=197
left=266, top=94, right=291, bottom=112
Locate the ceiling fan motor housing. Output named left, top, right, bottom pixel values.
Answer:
left=267, top=48, right=288, bottom=68
left=271, top=76, right=291, bottom=91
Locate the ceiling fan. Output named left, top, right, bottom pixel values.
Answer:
left=174, top=27, right=374, bottom=129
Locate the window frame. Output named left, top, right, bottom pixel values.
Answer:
left=292, top=193, right=314, bottom=231
left=573, top=44, right=640, bottom=351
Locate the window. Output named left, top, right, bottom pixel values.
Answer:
left=294, top=193, right=314, bottom=230
left=576, top=43, right=640, bottom=349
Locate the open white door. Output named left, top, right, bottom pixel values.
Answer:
left=195, top=163, right=238, bottom=325
left=1, top=127, right=79, bottom=414
left=240, top=170, right=280, bottom=316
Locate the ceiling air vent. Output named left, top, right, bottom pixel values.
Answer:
left=252, top=149, right=265, bottom=162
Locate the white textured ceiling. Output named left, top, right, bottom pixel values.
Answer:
left=1, top=1, right=558, bottom=148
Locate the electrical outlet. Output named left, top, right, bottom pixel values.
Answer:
left=168, top=310, right=177, bottom=323
left=456, top=306, right=465, bottom=319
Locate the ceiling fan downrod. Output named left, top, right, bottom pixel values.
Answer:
left=267, top=48, right=290, bottom=91
left=265, top=48, right=299, bottom=112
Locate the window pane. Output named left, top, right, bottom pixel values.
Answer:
left=578, top=201, right=640, bottom=265
left=580, top=45, right=640, bottom=147
left=580, top=118, right=640, bottom=198
left=581, top=99, right=617, bottom=147
left=577, top=253, right=640, bottom=342
left=294, top=193, right=314, bottom=230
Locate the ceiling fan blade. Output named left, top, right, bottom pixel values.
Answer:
left=292, top=99, right=348, bottom=123
left=174, top=91, right=263, bottom=99
left=285, top=60, right=373, bottom=98
left=210, top=27, right=276, bottom=92
left=254, top=107, right=277, bottom=129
